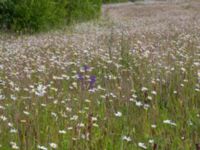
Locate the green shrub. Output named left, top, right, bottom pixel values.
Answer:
left=102, top=0, right=128, bottom=4
left=66, top=0, right=101, bottom=24
left=0, top=0, right=135, bottom=32
left=0, top=0, right=67, bottom=32
left=0, top=0, right=102, bottom=32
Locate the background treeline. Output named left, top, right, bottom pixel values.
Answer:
left=102, top=0, right=128, bottom=3
left=0, top=0, right=129, bottom=32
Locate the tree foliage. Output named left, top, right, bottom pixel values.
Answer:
left=0, top=0, right=101, bottom=32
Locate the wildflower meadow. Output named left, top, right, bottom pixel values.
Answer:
left=0, top=0, right=200, bottom=149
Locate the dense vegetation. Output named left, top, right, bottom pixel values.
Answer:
left=1, top=0, right=200, bottom=149
left=102, top=0, right=128, bottom=4
left=0, top=0, right=133, bottom=32
left=0, top=0, right=101, bottom=32
left=66, top=0, right=102, bottom=24
left=0, top=28, right=200, bottom=149
left=0, top=0, right=66, bottom=32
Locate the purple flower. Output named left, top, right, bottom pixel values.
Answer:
left=77, top=73, right=84, bottom=81
left=83, top=65, right=90, bottom=72
left=89, top=75, right=96, bottom=89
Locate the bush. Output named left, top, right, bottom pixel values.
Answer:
left=0, top=0, right=102, bottom=32
left=66, top=0, right=101, bottom=24
left=0, top=0, right=67, bottom=32
left=1, top=0, right=131, bottom=33
left=102, top=0, right=128, bottom=3
left=0, top=0, right=68, bottom=32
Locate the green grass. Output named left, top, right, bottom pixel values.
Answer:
left=0, top=1, right=200, bottom=149
left=0, top=29, right=199, bottom=149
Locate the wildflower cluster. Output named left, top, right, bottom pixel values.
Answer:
left=0, top=1, right=200, bottom=149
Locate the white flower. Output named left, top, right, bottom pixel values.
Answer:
left=89, top=88, right=97, bottom=93
left=163, top=120, right=176, bottom=126
left=41, top=104, right=47, bottom=107
left=23, top=111, right=30, bottom=115
left=11, top=95, right=17, bottom=101
left=66, top=107, right=72, bottom=112
left=122, top=136, right=132, bottom=142
left=72, top=137, right=78, bottom=141
left=70, top=115, right=78, bottom=121
left=132, top=94, right=137, bottom=98
left=0, top=95, right=5, bottom=100
left=188, top=120, right=193, bottom=126
left=72, top=82, right=77, bottom=89
left=135, top=101, right=143, bottom=107
left=38, top=65, right=46, bottom=72
left=151, top=124, right=157, bottom=128
left=0, top=115, right=7, bottom=121
left=194, top=62, right=199, bottom=66
left=0, top=105, right=5, bottom=110
left=10, top=142, right=19, bottom=149
left=12, top=144, right=19, bottom=149
left=35, top=84, right=47, bottom=97
left=93, top=123, right=99, bottom=127
left=173, top=90, right=177, bottom=94
left=181, top=67, right=186, bottom=72
left=8, top=122, right=13, bottom=127
left=115, top=112, right=122, bottom=117
left=143, top=104, right=150, bottom=110
left=141, top=87, right=148, bottom=92
left=151, top=91, right=157, bottom=95
left=49, top=143, right=57, bottom=149
left=195, top=88, right=200, bottom=92
left=92, top=117, right=97, bottom=121
left=0, top=64, right=3, bottom=69
left=77, top=123, right=85, bottom=128
left=59, top=130, right=66, bottom=134
left=147, top=96, right=152, bottom=100
left=37, top=145, right=48, bottom=150
left=51, top=112, right=57, bottom=118
left=53, top=76, right=63, bottom=80
left=138, top=142, right=147, bottom=149
left=149, top=139, right=154, bottom=144
left=85, top=99, right=91, bottom=103
left=67, top=127, right=73, bottom=130
left=10, top=128, right=17, bottom=133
